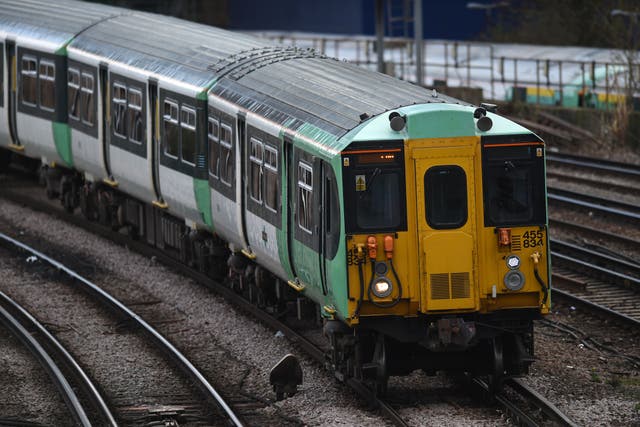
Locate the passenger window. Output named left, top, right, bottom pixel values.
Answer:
left=39, top=61, right=55, bottom=111
left=21, top=56, right=37, bottom=106
left=68, top=68, right=80, bottom=120
left=180, top=106, right=196, bottom=165
left=163, top=99, right=179, bottom=158
left=297, top=161, right=313, bottom=234
left=208, top=117, right=220, bottom=178
left=249, top=137, right=263, bottom=203
left=113, top=83, right=127, bottom=138
left=219, top=123, right=233, bottom=186
left=81, top=73, right=94, bottom=126
left=264, top=145, right=278, bottom=212
left=127, top=88, right=143, bottom=143
left=425, top=165, right=467, bottom=229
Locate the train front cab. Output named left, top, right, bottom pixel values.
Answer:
left=340, top=107, right=550, bottom=380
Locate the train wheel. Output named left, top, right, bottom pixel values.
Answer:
left=372, top=334, right=389, bottom=396
left=489, top=336, right=505, bottom=393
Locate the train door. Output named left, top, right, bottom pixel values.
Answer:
left=99, top=63, right=113, bottom=182
left=148, top=78, right=162, bottom=201
left=287, top=144, right=323, bottom=295
left=6, top=40, right=19, bottom=149
left=318, top=160, right=340, bottom=295
left=283, top=134, right=298, bottom=279
left=237, top=113, right=251, bottom=255
left=413, top=150, right=477, bottom=312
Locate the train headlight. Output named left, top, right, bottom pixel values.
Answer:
left=506, top=255, right=521, bottom=270
left=372, top=277, right=393, bottom=298
left=504, top=270, right=525, bottom=291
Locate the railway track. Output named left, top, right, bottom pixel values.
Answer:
left=0, top=291, right=103, bottom=426
left=547, top=187, right=640, bottom=223
left=0, top=231, right=244, bottom=426
left=546, top=170, right=639, bottom=196
left=0, top=169, right=578, bottom=427
left=549, top=217, right=640, bottom=254
left=470, top=376, right=578, bottom=427
left=545, top=152, right=640, bottom=326
left=549, top=237, right=640, bottom=327
left=546, top=152, right=640, bottom=178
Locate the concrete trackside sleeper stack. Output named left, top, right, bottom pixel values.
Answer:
left=0, top=0, right=550, bottom=392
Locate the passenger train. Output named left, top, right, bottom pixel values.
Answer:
left=0, top=0, right=550, bottom=392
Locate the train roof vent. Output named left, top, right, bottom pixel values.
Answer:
left=209, top=46, right=326, bottom=81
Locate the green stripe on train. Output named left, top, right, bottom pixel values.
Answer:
left=52, top=122, right=73, bottom=168
left=193, top=177, right=213, bottom=229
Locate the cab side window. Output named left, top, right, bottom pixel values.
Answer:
left=38, top=60, right=55, bottom=111
left=180, top=106, right=196, bottom=165
left=297, top=161, right=313, bottom=234
left=68, top=68, right=81, bottom=120
left=208, top=117, right=220, bottom=178
left=21, top=56, right=37, bottom=106
left=219, top=123, right=233, bottom=186
left=127, top=88, right=143, bottom=143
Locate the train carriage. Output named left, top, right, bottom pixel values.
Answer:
left=0, top=0, right=551, bottom=392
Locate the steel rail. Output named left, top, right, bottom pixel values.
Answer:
left=548, top=191, right=640, bottom=222
left=546, top=171, right=639, bottom=195
left=546, top=153, right=640, bottom=177
left=551, top=238, right=640, bottom=278
left=0, top=290, right=118, bottom=426
left=505, top=378, right=579, bottom=427
left=470, top=376, right=578, bottom=427
left=551, top=251, right=640, bottom=289
left=0, top=231, right=244, bottom=427
left=0, top=298, right=91, bottom=427
left=550, top=282, right=640, bottom=328
left=549, top=217, right=640, bottom=249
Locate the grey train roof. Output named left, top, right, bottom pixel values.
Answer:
left=213, top=55, right=468, bottom=136
left=1, top=0, right=469, bottom=138
left=70, top=12, right=275, bottom=89
left=0, top=0, right=122, bottom=48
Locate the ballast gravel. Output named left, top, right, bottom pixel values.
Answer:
left=0, top=287, right=71, bottom=427
left=0, top=195, right=638, bottom=425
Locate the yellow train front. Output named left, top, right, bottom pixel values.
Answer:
left=327, top=103, right=550, bottom=391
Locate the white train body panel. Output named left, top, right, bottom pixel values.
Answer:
left=245, top=210, right=287, bottom=279
left=159, top=166, right=201, bottom=225
left=109, top=144, right=153, bottom=202
left=15, top=112, right=60, bottom=164
left=210, top=188, right=243, bottom=248
left=70, top=128, right=102, bottom=180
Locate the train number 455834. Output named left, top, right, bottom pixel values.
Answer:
left=522, top=230, right=544, bottom=248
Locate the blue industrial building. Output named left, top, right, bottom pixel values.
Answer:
left=228, top=0, right=490, bottom=40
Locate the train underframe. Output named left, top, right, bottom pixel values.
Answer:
left=4, top=158, right=539, bottom=396
left=324, top=312, right=537, bottom=394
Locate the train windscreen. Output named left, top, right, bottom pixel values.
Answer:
left=482, top=142, right=546, bottom=227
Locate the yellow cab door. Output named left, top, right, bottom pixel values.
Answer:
left=413, top=148, right=478, bottom=312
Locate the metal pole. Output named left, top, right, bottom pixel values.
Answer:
left=376, top=0, right=385, bottom=73
left=414, top=0, right=424, bottom=85
left=536, top=59, right=540, bottom=105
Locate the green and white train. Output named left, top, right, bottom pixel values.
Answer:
left=0, top=0, right=551, bottom=392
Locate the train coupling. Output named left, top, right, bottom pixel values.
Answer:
left=423, top=318, right=476, bottom=351
left=270, top=354, right=303, bottom=401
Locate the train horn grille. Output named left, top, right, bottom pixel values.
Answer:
left=430, top=272, right=470, bottom=300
